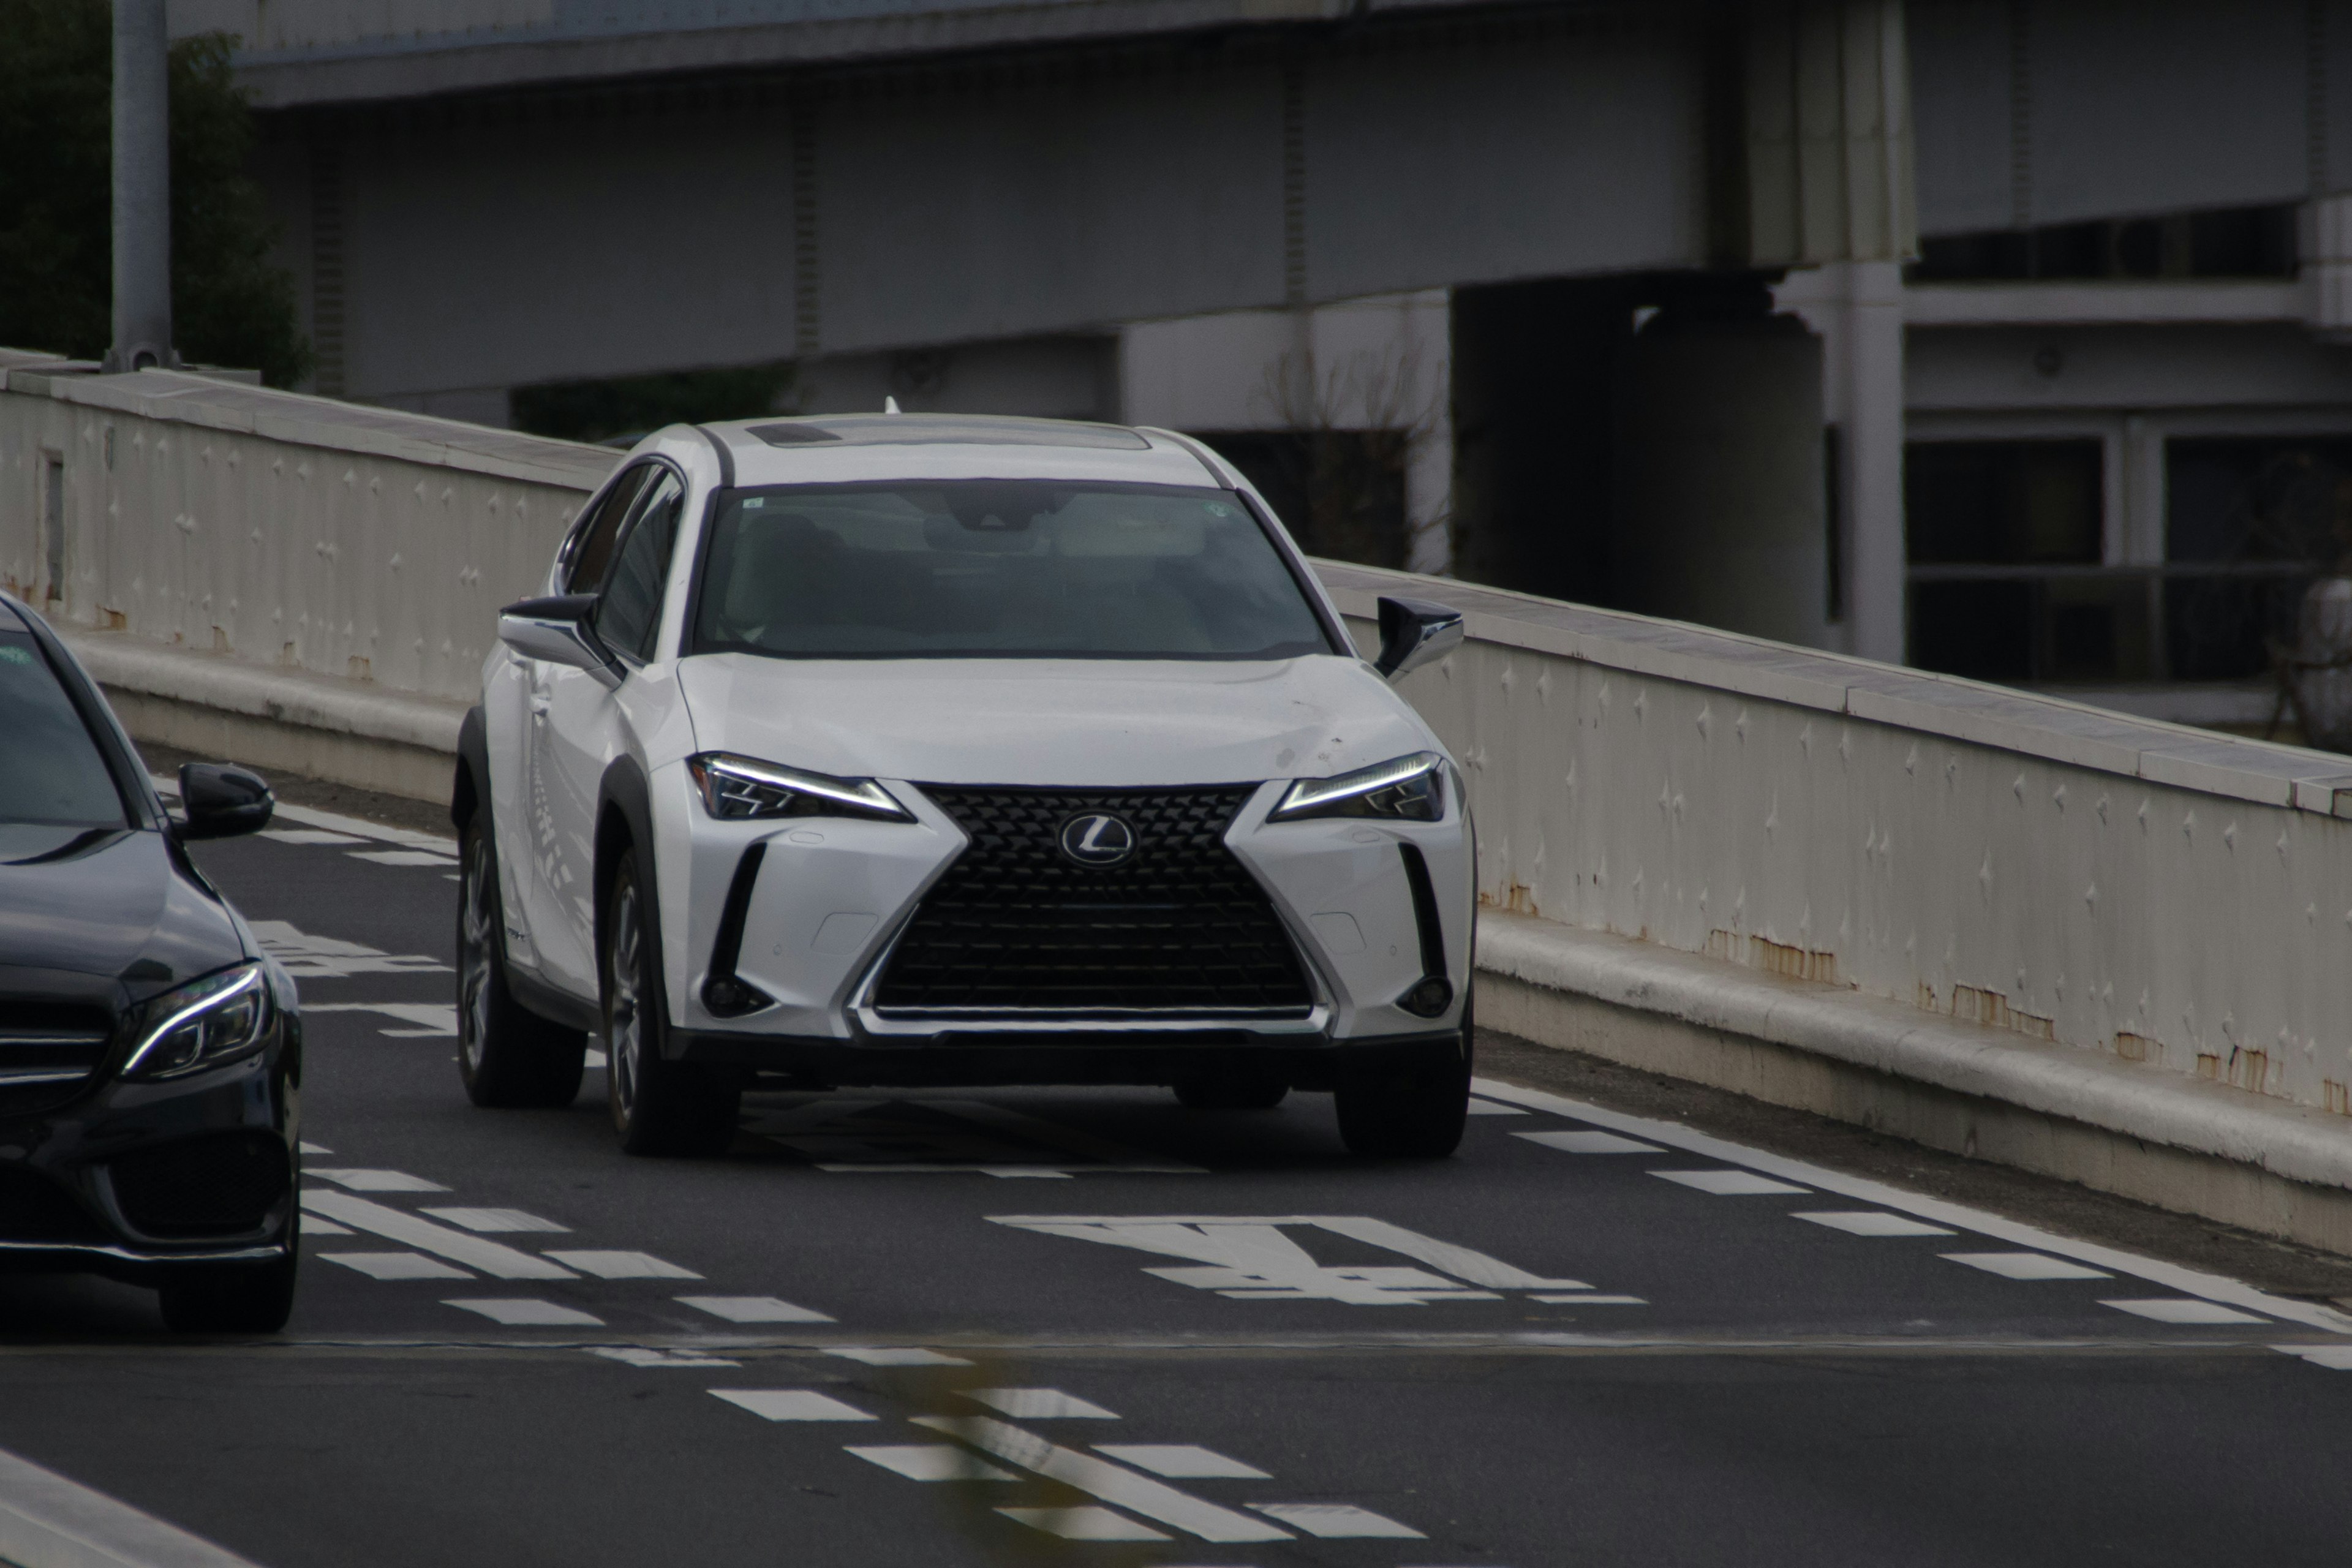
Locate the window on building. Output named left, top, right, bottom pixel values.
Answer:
left=1191, top=431, right=1411, bottom=569
left=2163, top=437, right=2352, bottom=680
left=1905, top=439, right=2141, bottom=682
left=1911, top=205, right=2297, bottom=284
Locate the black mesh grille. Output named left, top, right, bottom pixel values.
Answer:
left=875, top=785, right=1312, bottom=1016
left=109, top=1134, right=290, bottom=1238
left=0, top=1167, right=106, bottom=1244
left=0, top=999, right=111, bottom=1117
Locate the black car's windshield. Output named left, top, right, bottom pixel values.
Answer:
left=0, top=625, right=125, bottom=829
left=690, top=482, right=1334, bottom=660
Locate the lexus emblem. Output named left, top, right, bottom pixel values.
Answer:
left=1059, top=812, right=1137, bottom=867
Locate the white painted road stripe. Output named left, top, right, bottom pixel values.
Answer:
left=962, top=1388, right=1119, bottom=1420
left=846, top=1445, right=1017, bottom=1482
left=710, top=1390, right=876, bottom=1422
left=1248, top=1501, right=1423, bottom=1538
left=911, top=1416, right=1291, bottom=1542
left=676, top=1295, right=835, bottom=1324
left=589, top=1348, right=740, bottom=1368
left=1515, top=1129, right=1664, bottom=1154
left=1651, top=1169, right=1811, bottom=1196
left=442, top=1298, right=603, bottom=1326
left=301, top=1191, right=577, bottom=1280
left=2101, top=1298, right=2269, bottom=1325
left=1942, top=1253, right=2111, bottom=1281
left=1795, top=1211, right=1956, bottom=1237
left=421, top=1208, right=570, bottom=1234
left=1473, top=1075, right=2352, bottom=1336
left=997, top=1506, right=1168, bottom=1540
left=543, top=1250, right=700, bottom=1280
left=827, top=1348, right=972, bottom=1366
left=0, top=1442, right=265, bottom=1568
left=306, top=1168, right=448, bottom=1193
left=318, top=1251, right=470, bottom=1281
left=1094, top=1444, right=1270, bottom=1480
left=2275, top=1343, right=2352, bottom=1368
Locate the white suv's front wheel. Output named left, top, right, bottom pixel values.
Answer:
left=603, top=848, right=741, bottom=1156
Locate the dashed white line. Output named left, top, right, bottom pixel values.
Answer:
left=421, top=1207, right=570, bottom=1234
left=846, top=1445, right=1017, bottom=1482
left=677, top=1295, right=835, bottom=1324
left=1516, top=1129, right=1664, bottom=1155
left=1651, top=1169, right=1810, bottom=1196
left=306, top=1168, right=449, bottom=1193
left=1942, top=1253, right=2110, bottom=1281
left=827, top=1348, right=971, bottom=1366
left=911, top=1416, right=1290, bottom=1542
left=1093, top=1444, right=1270, bottom=1480
left=2101, top=1298, right=2268, bottom=1325
left=303, top=1191, right=577, bottom=1280
left=1795, top=1211, right=1956, bottom=1237
left=962, top=1388, right=1120, bottom=1420
left=589, top=1347, right=741, bottom=1368
left=545, top=1250, right=701, bottom=1280
left=443, top=1298, right=603, bottom=1326
left=997, top=1506, right=1169, bottom=1541
left=1249, top=1501, right=1423, bottom=1539
left=318, top=1252, right=470, bottom=1280
left=712, top=1389, right=877, bottom=1422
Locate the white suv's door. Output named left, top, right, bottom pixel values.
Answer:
left=530, top=466, right=688, bottom=991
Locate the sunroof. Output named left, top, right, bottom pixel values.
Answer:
left=745, top=415, right=1149, bottom=450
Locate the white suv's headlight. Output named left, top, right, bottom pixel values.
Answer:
left=1269, top=752, right=1447, bottom=823
left=119, top=963, right=272, bottom=1080
left=687, top=753, right=913, bottom=823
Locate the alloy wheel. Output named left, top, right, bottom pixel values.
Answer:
left=607, top=880, right=644, bottom=1121
left=458, top=833, right=495, bottom=1077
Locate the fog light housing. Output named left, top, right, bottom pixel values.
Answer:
left=701, top=977, right=774, bottom=1018
left=1397, top=976, right=1454, bottom=1019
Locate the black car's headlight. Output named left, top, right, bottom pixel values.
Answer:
left=687, top=753, right=913, bottom=823
left=1269, top=752, right=1447, bottom=823
left=119, top=962, right=271, bottom=1080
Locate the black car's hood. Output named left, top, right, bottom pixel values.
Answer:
left=0, top=829, right=246, bottom=1000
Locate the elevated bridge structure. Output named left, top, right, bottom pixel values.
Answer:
left=7, top=356, right=2352, bottom=1259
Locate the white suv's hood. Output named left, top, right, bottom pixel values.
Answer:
left=676, top=654, right=1438, bottom=788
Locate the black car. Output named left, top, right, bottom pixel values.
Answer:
left=0, top=593, right=299, bottom=1332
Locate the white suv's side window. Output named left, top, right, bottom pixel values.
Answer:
left=559, top=464, right=655, bottom=595
left=592, top=470, right=686, bottom=662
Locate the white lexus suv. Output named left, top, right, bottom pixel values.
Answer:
left=451, top=414, right=1474, bottom=1158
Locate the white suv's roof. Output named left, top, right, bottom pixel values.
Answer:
left=703, top=413, right=1229, bottom=489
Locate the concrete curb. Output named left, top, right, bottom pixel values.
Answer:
left=1477, top=909, right=2352, bottom=1255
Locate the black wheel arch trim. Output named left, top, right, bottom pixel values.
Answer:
left=595, top=755, right=684, bottom=1057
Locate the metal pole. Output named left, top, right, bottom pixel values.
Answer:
left=105, top=0, right=175, bottom=374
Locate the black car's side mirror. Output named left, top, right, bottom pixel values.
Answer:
left=176, top=763, right=274, bottom=840
left=498, top=594, right=619, bottom=686
left=1373, top=595, right=1466, bottom=680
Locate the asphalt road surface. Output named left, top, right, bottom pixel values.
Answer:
left=4, top=781, right=2351, bottom=1567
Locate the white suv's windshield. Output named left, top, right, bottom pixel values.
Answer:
left=690, top=482, right=1335, bottom=660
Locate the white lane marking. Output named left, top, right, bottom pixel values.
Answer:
left=2275, top=1344, right=2352, bottom=1369
left=0, top=1441, right=267, bottom=1568
left=2101, top=1298, right=2269, bottom=1325
left=990, top=1215, right=1591, bottom=1305
left=1942, top=1252, right=2111, bottom=1281
left=306, top=1167, right=449, bottom=1193
left=963, top=1388, right=1119, bottom=1420
left=1796, top=1210, right=1956, bottom=1237
left=350, top=848, right=459, bottom=868
left=303, top=1218, right=355, bottom=1237
left=847, top=1445, right=1017, bottom=1482
left=1530, top=1294, right=1648, bottom=1305
left=544, top=1250, right=701, bottom=1280
left=319, top=1251, right=471, bottom=1280
left=305, top=1002, right=458, bottom=1038
left=298, top=1141, right=332, bottom=1155
left=677, top=1295, right=835, bottom=1324
left=827, top=1347, right=972, bottom=1366
left=1093, top=1445, right=1270, bottom=1480
left=1472, top=1074, right=2352, bottom=1336
left=303, top=1191, right=577, bottom=1280
left=422, top=1207, right=570, bottom=1234
left=247, top=920, right=448, bottom=979
left=585, top=1049, right=608, bottom=1069
left=1248, top=1502, right=1423, bottom=1539
left=750, top=1096, right=1203, bottom=1177
left=261, top=827, right=366, bottom=846
left=589, top=1347, right=741, bottom=1368
left=443, top=1298, right=603, bottom=1326
left=711, top=1389, right=877, bottom=1422
left=1516, top=1129, right=1664, bottom=1154
left=1464, top=1096, right=1528, bottom=1115
left=1651, top=1169, right=1811, bottom=1196
left=997, top=1506, right=1169, bottom=1541
left=911, top=1416, right=1290, bottom=1543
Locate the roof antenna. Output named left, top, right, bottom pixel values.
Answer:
left=883, top=396, right=902, bottom=415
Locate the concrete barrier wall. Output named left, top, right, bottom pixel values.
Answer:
left=1317, top=562, right=2352, bottom=1125
left=0, top=357, right=613, bottom=705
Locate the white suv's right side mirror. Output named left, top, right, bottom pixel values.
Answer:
left=1373, top=596, right=1464, bottom=681
left=499, top=594, right=618, bottom=685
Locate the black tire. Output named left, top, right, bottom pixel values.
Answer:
left=457, top=817, right=587, bottom=1109
left=1173, top=1068, right=1290, bottom=1110
left=158, top=1210, right=298, bottom=1334
left=1333, top=998, right=1473, bottom=1159
left=604, top=848, right=741, bottom=1156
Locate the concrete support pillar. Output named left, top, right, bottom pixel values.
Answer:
left=106, top=0, right=176, bottom=374
left=1614, top=306, right=1831, bottom=648
left=1779, top=260, right=1907, bottom=662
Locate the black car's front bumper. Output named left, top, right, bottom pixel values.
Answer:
left=0, top=1035, right=298, bottom=1287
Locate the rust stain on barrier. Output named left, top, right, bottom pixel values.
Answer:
left=2325, top=1080, right=2351, bottom=1115
left=1483, top=880, right=1541, bottom=918
left=1705, top=930, right=1840, bottom=986
left=2196, top=1053, right=2222, bottom=1080
left=97, top=606, right=126, bottom=630
left=1950, top=984, right=2057, bottom=1042
left=2114, top=1031, right=2158, bottom=1065
left=2227, top=1047, right=2272, bottom=1095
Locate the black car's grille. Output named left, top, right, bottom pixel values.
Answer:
left=0, top=1000, right=111, bottom=1118
left=0, top=1167, right=107, bottom=1244
left=108, top=1133, right=290, bottom=1238
left=873, top=785, right=1313, bottom=1018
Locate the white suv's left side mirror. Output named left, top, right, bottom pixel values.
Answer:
left=499, top=594, right=618, bottom=684
left=1373, top=596, right=1464, bottom=681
